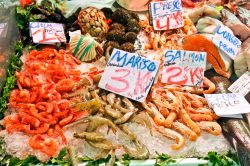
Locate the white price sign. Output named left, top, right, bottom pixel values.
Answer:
left=205, top=93, right=250, bottom=116
left=29, top=22, right=66, bottom=44
left=98, top=49, right=159, bottom=102
left=228, top=71, right=250, bottom=96
left=150, top=0, right=184, bottom=30
left=161, top=50, right=206, bottom=86
left=212, top=25, right=241, bottom=60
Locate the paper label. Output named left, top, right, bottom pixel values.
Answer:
left=150, top=0, right=184, bottom=30
left=212, top=25, right=241, bottom=59
left=98, top=49, right=159, bottom=102
left=161, top=50, right=206, bottom=86
left=29, top=22, right=66, bottom=44
left=228, top=71, right=250, bottom=96
left=0, top=23, right=8, bottom=38
left=205, top=93, right=250, bottom=116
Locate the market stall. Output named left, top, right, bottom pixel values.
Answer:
left=0, top=0, right=249, bottom=165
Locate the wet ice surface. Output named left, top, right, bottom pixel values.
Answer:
left=126, top=122, right=232, bottom=158
left=64, top=121, right=232, bottom=160
left=1, top=121, right=232, bottom=161
left=0, top=131, right=63, bottom=162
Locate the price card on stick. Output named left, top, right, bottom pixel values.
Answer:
left=161, top=50, right=206, bottom=86
left=212, top=25, right=241, bottom=60
left=204, top=93, right=250, bottom=116
left=98, top=49, right=160, bottom=102
left=150, top=0, right=184, bottom=30
left=29, top=22, right=66, bottom=44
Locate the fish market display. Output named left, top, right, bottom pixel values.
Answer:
left=1, top=0, right=250, bottom=165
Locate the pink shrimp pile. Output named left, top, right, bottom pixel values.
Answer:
left=4, top=48, right=89, bottom=157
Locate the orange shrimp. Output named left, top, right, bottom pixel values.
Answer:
left=180, top=108, right=201, bottom=135
left=188, top=113, right=214, bottom=121
left=56, top=79, right=75, bottom=93
left=203, top=77, right=216, bottom=94
left=29, top=134, right=44, bottom=150
left=164, top=111, right=177, bottom=128
left=41, top=138, right=58, bottom=157
left=36, top=102, right=53, bottom=113
left=173, top=121, right=198, bottom=141
left=24, top=123, right=50, bottom=134
left=54, top=109, right=69, bottom=118
left=196, top=121, right=222, bottom=136
left=19, top=111, right=40, bottom=128
left=59, top=112, right=73, bottom=126
left=29, top=134, right=58, bottom=157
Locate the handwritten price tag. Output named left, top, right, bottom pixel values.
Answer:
left=161, top=50, right=206, bottom=86
left=212, top=25, right=241, bottom=59
left=29, top=22, right=66, bottom=44
left=205, top=93, right=250, bottom=116
left=98, top=49, right=159, bottom=102
left=150, top=0, right=184, bottom=30
left=229, top=71, right=250, bottom=96
left=0, top=23, right=8, bottom=38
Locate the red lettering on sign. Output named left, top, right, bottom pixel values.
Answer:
left=134, top=71, right=152, bottom=95
left=105, top=69, right=130, bottom=93
left=190, top=67, right=202, bottom=84
left=166, top=66, right=188, bottom=85
left=32, top=28, right=65, bottom=43
left=156, top=17, right=170, bottom=29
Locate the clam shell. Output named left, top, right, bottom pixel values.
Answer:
left=70, top=34, right=103, bottom=62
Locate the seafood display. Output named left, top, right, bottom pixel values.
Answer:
left=1, top=0, right=250, bottom=165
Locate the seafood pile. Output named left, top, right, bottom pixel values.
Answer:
left=143, top=85, right=221, bottom=150
left=2, top=48, right=90, bottom=159
left=1, top=0, right=250, bottom=165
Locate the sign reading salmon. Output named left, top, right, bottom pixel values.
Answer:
left=29, top=22, right=66, bottom=44
left=162, top=50, right=206, bottom=86
left=150, top=0, right=184, bottom=30
left=212, top=25, right=241, bottom=59
left=99, top=48, right=159, bottom=102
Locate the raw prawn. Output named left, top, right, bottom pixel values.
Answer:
left=104, top=105, right=122, bottom=119
left=203, top=77, right=216, bottom=94
left=114, top=111, right=136, bottom=124
left=164, top=111, right=177, bottom=128
left=196, top=121, right=222, bottom=136
left=156, top=126, right=185, bottom=150
left=56, top=79, right=75, bottom=93
left=74, top=132, right=105, bottom=142
left=142, top=102, right=165, bottom=126
left=180, top=109, right=201, bottom=135
left=173, top=121, right=198, bottom=141
left=24, top=123, right=50, bottom=134
left=87, top=116, right=117, bottom=133
left=29, top=134, right=58, bottom=157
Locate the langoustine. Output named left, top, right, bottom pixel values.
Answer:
left=141, top=84, right=221, bottom=150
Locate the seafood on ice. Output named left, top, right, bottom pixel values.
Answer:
left=1, top=48, right=96, bottom=159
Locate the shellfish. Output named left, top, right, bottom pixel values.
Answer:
left=69, top=34, right=103, bottom=62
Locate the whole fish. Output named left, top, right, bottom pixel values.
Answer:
left=220, top=119, right=250, bottom=165
left=221, top=9, right=250, bottom=41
